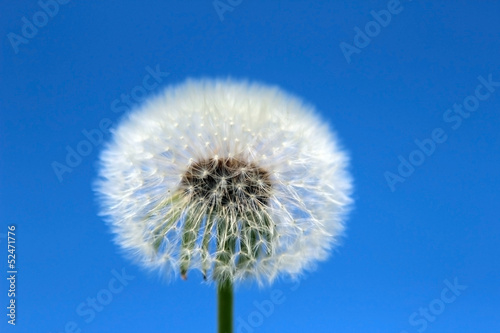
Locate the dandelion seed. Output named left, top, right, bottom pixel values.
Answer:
left=95, top=79, right=353, bottom=286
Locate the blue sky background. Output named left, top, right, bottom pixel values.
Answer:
left=1, top=1, right=499, bottom=332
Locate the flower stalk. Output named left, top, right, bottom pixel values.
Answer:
left=217, top=280, right=233, bottom=333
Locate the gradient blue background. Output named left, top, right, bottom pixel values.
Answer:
left=1, top=1, right=499, bottom=332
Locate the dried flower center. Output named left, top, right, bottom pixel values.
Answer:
left=180, top=157, right=272, bottom=211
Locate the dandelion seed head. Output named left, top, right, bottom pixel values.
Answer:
left=95, top=79, right=353, bottom=285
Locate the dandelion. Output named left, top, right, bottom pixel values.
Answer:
left=95, top=79, right=353, bottom=332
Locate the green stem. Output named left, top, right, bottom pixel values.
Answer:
left=217, top=280, right=233, bottom=333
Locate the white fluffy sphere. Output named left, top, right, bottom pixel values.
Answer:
left=95, top=79, right=353, bottom=285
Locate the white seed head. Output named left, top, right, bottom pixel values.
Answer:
left=95, top=79, right=353, bottom=285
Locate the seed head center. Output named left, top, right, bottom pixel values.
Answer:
left=180, top=158, right=272, bottom=210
